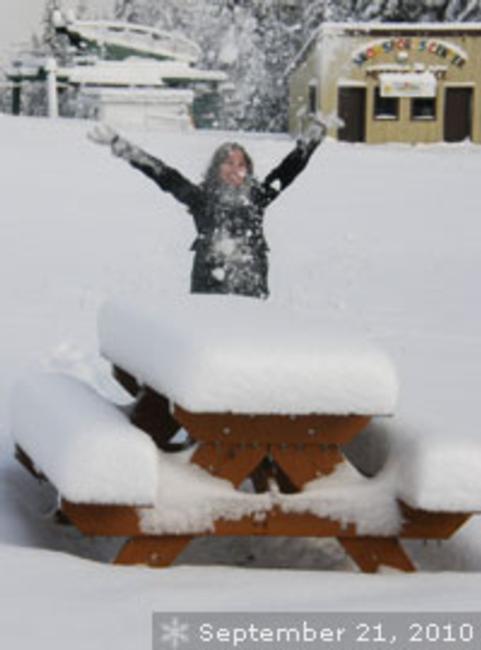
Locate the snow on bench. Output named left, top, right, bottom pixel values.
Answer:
left=139, top=450, right=273, bottom=535
left=9, top=372, right=399, bottom=535
left=386, top=423, right=481, bottom=513
left=139, top=426, right=481, bottom=535
left=98, top=296, right=399, bottom=416
left=345, top=418, right=481, bottom=514
left=10, top=373, right=159, bottom=506
left=138, top=455, right=402, bottom=536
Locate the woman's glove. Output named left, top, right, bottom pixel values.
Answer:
left=302, top=115, right=328, bottom=145
left=87, top=123, right=118, bottom=147
left=87, top=123, right=134, bottom=160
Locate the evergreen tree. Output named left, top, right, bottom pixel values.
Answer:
left=320, top=0, right=481, bottom=21
left=114, top=0, right=303, bottom=131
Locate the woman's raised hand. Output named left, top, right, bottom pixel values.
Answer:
left=302, top=114, right=328, bottom=145
left=87, top=123, right=119, bottom=147
left=303, top=111, right=347, bottom=145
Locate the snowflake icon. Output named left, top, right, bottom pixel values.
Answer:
left=157, top=616, right=190, bottom=649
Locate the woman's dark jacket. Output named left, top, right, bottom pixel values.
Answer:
left=112, top=136, right=321, bottom=298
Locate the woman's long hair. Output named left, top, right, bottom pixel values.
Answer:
left=202, top=142, right=254, bottom=191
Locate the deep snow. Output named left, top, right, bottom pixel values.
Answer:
left=1, top=114, right=481, bottom=648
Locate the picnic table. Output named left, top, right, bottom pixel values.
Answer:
left=12, top=297, right=473, bottom=572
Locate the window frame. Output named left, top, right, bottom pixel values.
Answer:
left=411, top=96, right=437, bottom=121
left=373, top=86, right=400, bottom=121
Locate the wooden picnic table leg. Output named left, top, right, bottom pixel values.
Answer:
left=115, top=535, right=192, bottom=567
left=250, top=457, right=299, bottom=493
left=14, top=444, right=47, bottom=481
left=130, top=387, right=182, bottom=450
left=111, top=367, right=184, bottom=450
left=338, top=537, right=416, bottom=573
left=192, top=443, right=267, bottom=488
left=271, top=445, right=344, bottom=490
left=272, top=446, right=417, bottom=573
left=112, top=365, right=139, bottom=397
left=250, top=457, right=272, bottom=493
left=192, top=442, right=345, bottom=493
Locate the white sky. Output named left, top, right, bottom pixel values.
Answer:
left=0, top=0, right=115, bottom=63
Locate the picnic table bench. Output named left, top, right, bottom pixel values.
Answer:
left=12, top=297, right=474, bottom=572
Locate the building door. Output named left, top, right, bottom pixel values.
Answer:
left=444, top=88, right=473, bottom=142
left=338, top=87, right=366, bottom=142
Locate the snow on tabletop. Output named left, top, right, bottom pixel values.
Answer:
left=10, top=372, right=159, bottom=506
left=98, top=295, right=399, bottom=416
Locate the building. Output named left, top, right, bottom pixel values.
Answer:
left=288, top=22, right=481, bottom=144
left=6, top=12, right=227, bottom=130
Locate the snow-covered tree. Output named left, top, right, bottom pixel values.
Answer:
left=114, top=0, right=303, bottom=130
left=319, top=0, right=481, bottom=22
left=445, top=0, right=481, bottom=20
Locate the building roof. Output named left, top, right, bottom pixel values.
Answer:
left=321, top=21, right=481, bottom=34
left=54, top=12, right=202, bottom=64
left=322, top=22, right=481, bottom=35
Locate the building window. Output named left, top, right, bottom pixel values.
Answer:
left=373, top=87, right=399, bottom=120
left=411, top=97, right=436, bottom=121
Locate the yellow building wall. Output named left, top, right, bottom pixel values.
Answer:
left=288, top=45, right=321, bottom=135
left=289, top=28, right=481, bottom=144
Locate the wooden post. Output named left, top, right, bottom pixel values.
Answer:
left=45, top=58, right=59, bottom=119
left=12, top=83, right=21, bottom=116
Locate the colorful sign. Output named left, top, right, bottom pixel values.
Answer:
left=353, top=38, right=467, bottom=67
left=379, top=72, right=437, bottom=98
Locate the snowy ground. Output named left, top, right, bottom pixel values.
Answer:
left=1, top=114, right=481, bottom=648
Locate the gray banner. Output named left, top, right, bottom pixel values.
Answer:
left=153, top=612, right=481, bottom=650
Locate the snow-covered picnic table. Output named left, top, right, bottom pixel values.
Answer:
left=10, top=296, right=478, bottom=572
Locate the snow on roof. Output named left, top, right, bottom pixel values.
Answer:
left=58, top=60, right=226, bottom=86
left=98, top=296, right=399, bottom=416
left=321, top=21, right=481, bottom=34
left=80, top=87, right=195, bottom=105
left=11, top=373, right=159, bottom=506
left=61, top=19, right=202, bottom=64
